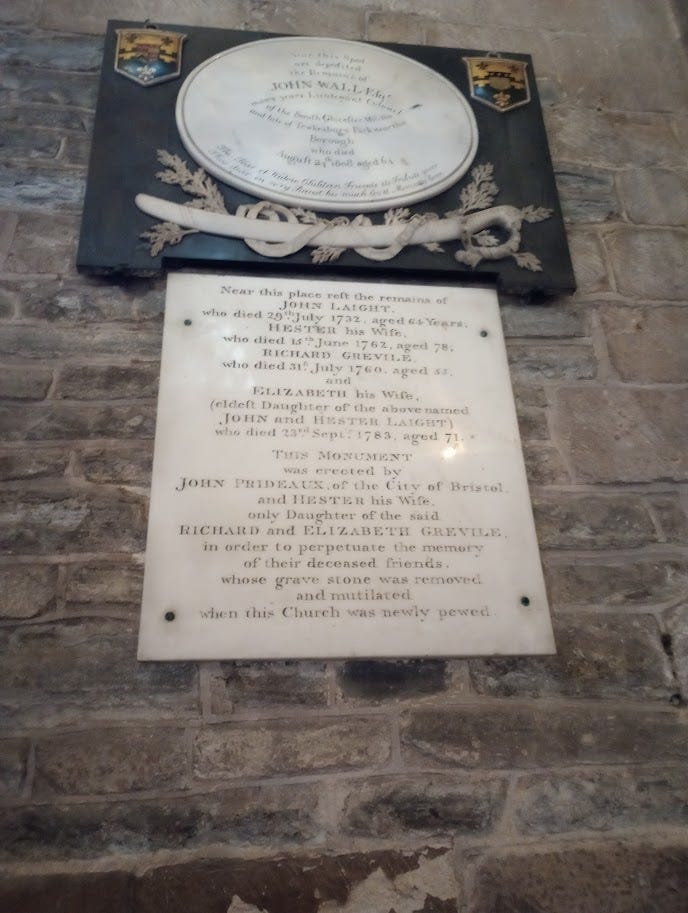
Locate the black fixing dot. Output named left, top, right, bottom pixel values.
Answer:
left=520, top=596, right=531, bottom=607
left=184, top=319, right=192, bottom=326
left=164, top=610, right=176, bottom=622
left=670, top=693, right=683, bottom=707
left=480, top=329, right=488, bottom=337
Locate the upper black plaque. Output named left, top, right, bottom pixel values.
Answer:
left=78, top=21, right=575, bottom=296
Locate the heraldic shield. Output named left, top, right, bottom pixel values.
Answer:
left=115, top=29, right=186, bottom=87
left=463, top=57, right=530, bottom=112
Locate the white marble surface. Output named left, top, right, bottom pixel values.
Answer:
left=138, top=274, right=555, bottom=660
left=176, top=37, right=478, bottom=212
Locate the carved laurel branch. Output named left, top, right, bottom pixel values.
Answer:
left=140, top=150, right=552, bottom=271
left=140, top=150, right=228, bottom=256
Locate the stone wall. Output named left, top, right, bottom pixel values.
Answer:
left=1, top=1, right=687, bottom=911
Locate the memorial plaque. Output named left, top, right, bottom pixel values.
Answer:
left=138, top=274, right=555, bottom=660
left=77, top=21, right=576, bottom=295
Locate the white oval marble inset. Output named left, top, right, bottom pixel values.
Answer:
left=176, top=37, right=479, bottom=212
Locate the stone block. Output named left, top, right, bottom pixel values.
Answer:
left=545, top=558, right=688, bottom=609
left=400, top=704, right=688, bottom=769
left=0, top=565, right=58, bottom=619
left=499, top=300, right=587, bottom=338
left=673, top=0, right=688, bottom=42
left=522, top=444, right=569, bottom=485
left=1, top=126, right=62, bottom=160
left=369, top=0, right=477, bottom=19
left=0, top=68, right=98, bottom=108
left=0, top=619, right=197, bottom=725
left=555, top=166, right=619, bottom=223
left=0, top=212, right=18, bottom=271
left=366, top=12, right=426, bottom=43
left=55, top=364, right=159, bottom=399
left=0, top=0, right=41, bottom=24
left=61, top=134, right=92, bottom=167
left=133, top=286, right=167, bottom=320
left=35, top=726, right=188, bottom=795
left=4, top=212, right=80, bottom=274
left=193, top=717, right=391, bottom=779
left=507, top=343, right=596, bottom=381
left=515, top=405, right=550, bottom=442
left=0, top=292, right=15, bottom=318
left=424, top=22, right=555, bottom=70
left=0, top=872, right=133, bottom=913
left=651, top=496, right=688, bottom=544
left=66, top=599, right=142, bottom=622
left=513, top=383, right=548, bottom=409
left=468, top=842, right=688, bottom=913
left=469, top=614, right=675, bottom=700
left=66, top=563, right=143, bottom=605
left=671, top=114, right=688, bottom=151
left=546, top=107, right=685, bottom=168
left=0, top=486, right=146, bottom=555
left=340, top=774, right=507, bottom=836
left=533, top=494, right=657, bottom=548
left=552, top=387, right=688, bottom=482
left=606, top=0, right=680, bottom=53
left=467, top=0, right=604, bottom=31
left=5, top=105, right=93, bottom=132
left=0, top=783, right=320, bottom=860
left=0, top=739, right=29, bottom=796
left=134, top=848, right=459, bottom=913
left=606, top=227, right=688, bottom=299
left=247, top=0, right=365, bottom=38
left=0, top=448, right=70, bottom=481
left=0, top=29, right=103, bottom=71
left=0, top=402, right=156, bottom=442
left=533, top=76, right=563, bottom=107
left=78, top=443, right=153, bottom=483
left=607, top=18, right=688, bottom=114
left=39, top=0, right=246, bottom=32
left=567, top=231, right=609, bottom=295
left=0, top=365, right=52, bottom=399
left=514, top=766, right=688, bottom=835
left=542, top=33, right=610, bottom=109
left=600, top=305, right=688, bottom=382
left=547, top=29, right=688, bottom=114
left=618, top=168, right=688, bottom=226
left=0, top=324, right=161, bottom=359
left=665, top=605, right=688, bottom=698
left=209, top=660, right=329, bottom=714
left=0, top=164, right=86, bottom=212
left=337, top=659, right=448, bottom=703
left=16, top=277, right=160, bottom=322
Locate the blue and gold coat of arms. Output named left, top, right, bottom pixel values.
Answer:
left=463, top=57, right=530, bottom=112
left=115, top=28, right=186, bottom=87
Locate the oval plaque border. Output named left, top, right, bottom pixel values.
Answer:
left=175, top=36, right=479, bottom=213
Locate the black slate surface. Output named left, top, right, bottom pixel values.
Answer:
left=77, top=21, right=575, bottom=296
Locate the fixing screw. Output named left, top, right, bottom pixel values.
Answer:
left=520, top=596, right=531, bottom=607
left=184, top=319, right=192, bottom=326
left=480, top=329, right=488, bottom=337
left=164, top=610, right=176, bottom=622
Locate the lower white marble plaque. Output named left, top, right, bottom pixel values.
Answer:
left=138, top=274, right=555, bottom=660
